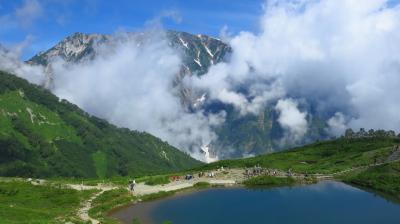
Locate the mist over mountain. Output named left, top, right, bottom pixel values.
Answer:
left=25, top=30, right=231, bottom=162
left=2, top=0, right=400, bottom=162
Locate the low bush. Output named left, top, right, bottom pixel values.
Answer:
left=243, top=176, right=296, bottom=187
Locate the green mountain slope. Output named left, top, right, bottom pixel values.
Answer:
left=0, top=71, right=201, bottom=178
left=200, top=136, right=400, bottom=174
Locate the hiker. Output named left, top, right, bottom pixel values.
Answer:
left=245, top=168, right=249, bottom=177
left=128, top=180, right=133, bottom=191
left=128, top=179, right=136, bottom=191
left=185, top=174, right=193, bottom=180
left=287, top=169, right=292, bottom=177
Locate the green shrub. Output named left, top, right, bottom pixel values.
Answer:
left=141, top=191, right=175, bottom=202
left=193, top=182, right=211, bottom=188
left=243, top=176, right=296, bottom=187
left=142, top=175, right=171, bottom=186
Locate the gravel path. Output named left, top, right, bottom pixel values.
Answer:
left=67, top=184, right=116, bottom=224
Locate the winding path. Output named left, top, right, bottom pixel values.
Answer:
left=67, top=184, right=116, bottom=224
left=315, top=158, right=400, bottom=179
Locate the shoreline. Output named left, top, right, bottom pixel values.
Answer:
left=107, top=172, right=324, bottom=224
left=110, top=185, right=238, bottom=224
left=108, top=173, right=400, bottom=224
left=108, top=180, right=355, bottom=224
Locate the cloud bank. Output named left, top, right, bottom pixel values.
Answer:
left=48, top=31, right=225, bottom=162
left=189, top=0, right=400, bottom=139
left=275, top=98, right=308, bottom=142
left=0, top=43, right=44, bottom=84
left=2, top=0, right=400, bottom=161
left=0, top=0, right=43, bottom=30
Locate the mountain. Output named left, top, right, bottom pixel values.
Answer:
left=0, top=71, right=201, bottom=178
left=27, top=31, right=328, bottom=159
left=28, top=31, right=230, bottom=76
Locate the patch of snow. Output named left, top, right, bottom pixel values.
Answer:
left=26, top=107, right=36, bottom=123
left=178, top=37, right=189, bottom=49
left=38, top=112, right=47, bottom=120
left=36, top=112, right=57, bottom=126
left=6, top=112, right=18, bottom=117
left=18, top=90, right=25, bottom=98
left=204, top=45, right=214, bottom=57
left=193, top=93, right=207, bottom=108
left=201, top=145, right=218, bottom=163
left=194, top=50, right=202, bottom=67
left=194, top=58, right=202, bottom=67
left=63, top=41, right=87, bottom=57
left=183, top=64, right=190, bottom=72
left=160, top=150, right=169, bottom=161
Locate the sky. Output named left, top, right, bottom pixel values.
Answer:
left=0, top=0, right=264, bottom=59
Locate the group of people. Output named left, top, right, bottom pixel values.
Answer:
left=244, top=166, right=295, bottom=178
left=185, top=174, right=194, bottom=180
left=184, top=171, right=215, bottom=180
left=245, top=165, right=264, bottom=177
left=198, top=171, right=216, bottom=178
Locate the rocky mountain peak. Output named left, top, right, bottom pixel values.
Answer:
left=28, top=30, right=231, bottom=77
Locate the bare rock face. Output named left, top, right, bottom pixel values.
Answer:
left=28, top=31, right=230, bottom=76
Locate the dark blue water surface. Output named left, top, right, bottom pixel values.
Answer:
left=112, top=181, right=400, bottom=224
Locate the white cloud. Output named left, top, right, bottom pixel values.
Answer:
left=275, top=98, right=308, bottom=142
left=15, top=0, right=43, bottom=28
left=190, top=0, right=400, bottom=138
left=0, top=0, right=43, bottom=33
left=0, top=43, right=45, bottom=84
left=49, top=31, right=224, bottom=162
left=327, top=112, right=347, bottom=137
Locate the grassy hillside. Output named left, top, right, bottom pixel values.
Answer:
left=342, top=161, right=400, bottom=197
left=0, top=180, right=96, bottom=223
left=198, top=137, right=400, bottom=174
left=0, top=71, right=201, bottom=178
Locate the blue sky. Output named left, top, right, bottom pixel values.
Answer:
left=0, top=0, right=265, bottom=59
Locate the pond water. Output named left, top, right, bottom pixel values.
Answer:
left=111, top=181, right=400, bottom=224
